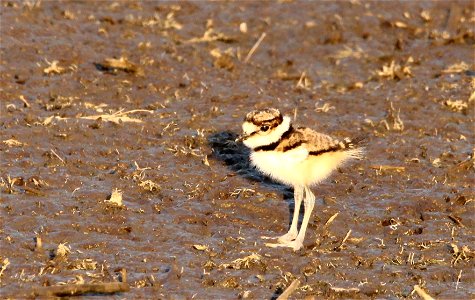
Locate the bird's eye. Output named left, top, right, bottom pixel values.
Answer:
left=261, top=125, right=269, bottom=132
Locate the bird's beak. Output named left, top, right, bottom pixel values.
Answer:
left=235, top=134, right=247, bottom=143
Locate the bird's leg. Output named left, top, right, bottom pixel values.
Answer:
left=261, top=186, right=303, bottom=241
left=265, top=186, right=315, bottom=251
left=267, top=186, right=315, bottom=251
left=277, top=185, right=303, bottom=243
left=289, top=186, right=315, bottom=250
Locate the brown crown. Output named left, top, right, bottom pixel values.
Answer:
left=245, top=108, right=283, bottom=127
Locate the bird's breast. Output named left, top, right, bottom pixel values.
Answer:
left=250, top=148, right=350, bottom=187
left=250, top=150, right=307, bottom=186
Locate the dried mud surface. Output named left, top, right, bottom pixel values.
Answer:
left=1, top=1, right=474, bottom=299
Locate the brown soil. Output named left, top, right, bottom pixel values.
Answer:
left=1, top=1, right=474, bottom=299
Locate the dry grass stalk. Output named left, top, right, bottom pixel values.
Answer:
left=50, top=149, right=65, bottom=164
left=43, top=60, right=65, bottom=75
left=443, top=61, right=468, bottom=73
left=276, top=278, right=300, bottom=300
left=413, top=285, right=434, bottom=300
left=0, top=258, right=10, bottom=280
left=332, top=45, right=364, bottom=60
left=330, top=286, right=360, bottom=293
left=3, top=175, right=20, bottom=194
left=2, top=139, right=25, bottom=147
left=98, top=57, right=144, bottom=76
left=244, top=33, right=266, bottom=63
left=202, top=155, right=210, bottom=166
left=132, top=161, right=151, bottom=181
left=324, top=212, right=339, bottom=227
left=315, top=102, right=335, bottom=113
left=296, top=71, right=311, bottom=89
left=70, top=259, right=98, bottom=271
left=41, top=109, right=153, bottom=125
left=447, top=215, right=464, bottom=227
left=32, top=282, right=130, bottom=297
left=370, top=165, right=405, bottom=172
left=455, top=270, right=462, bottom=290
left=78, top=109, right=153, bottom=124
left=41, top=115, right=60, bottom=126
left=450, top=244, right=471, bottom=265
left=19, top=95, right=31, bottom=108
left=335, top=229, right=352, bottom=251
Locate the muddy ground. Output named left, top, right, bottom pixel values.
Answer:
left=1, top=1, right=474, bottom=299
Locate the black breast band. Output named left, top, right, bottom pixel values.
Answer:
left=254, top=125, right=294, bottom=152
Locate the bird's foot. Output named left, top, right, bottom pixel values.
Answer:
left=265, top=240, right=304, bottom=251
left=277, top=231, right=298, bottom=243
left=261, top=230, right=297, bottom=242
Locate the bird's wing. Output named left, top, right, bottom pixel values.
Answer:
left=285, top=147, right=309, bottom=163
left=297, top=128, right=341, bottom=154
left=274, top=129, right=310, bottom=162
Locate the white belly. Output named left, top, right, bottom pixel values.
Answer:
left=250, top=149, right=349, bottom=187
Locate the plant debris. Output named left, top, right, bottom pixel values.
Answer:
left=442, top=61, right=469, bottom=74
left=31, top=282, right=130, bottom=297
left=219, top=253, right=263, bottom=270
left=138, top=180, right=160, bottom=192
left=444, top=100, right=468, bottom=112
left=382, top=101, right=404, bottom=131
left=2, top=139, right=25, bottom=147
left=192, top=244, right=208, bottom=251
left=55, top=242, right=71, bottom=257
left=105, top=189, right=123, bottom=206
left=0, top=258, right=10, bottom=280
left=43, top=60, right=66, bottom=75
left=95, top=57, right=144, bottom=76
left=377, top=60, right=412, bottom=80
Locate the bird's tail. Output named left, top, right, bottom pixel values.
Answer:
left=339, top=135, right=367, bottom=160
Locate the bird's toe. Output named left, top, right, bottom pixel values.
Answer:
left=290, top=241, right=303, bottom=251
left=277, top=230, right=298, bottom=243
left=265, top=240, right=303, bottom=251
left=277, top=235, right=296, bottom=243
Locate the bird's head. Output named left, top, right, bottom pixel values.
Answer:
left=236, top=108, right=291, bottom=149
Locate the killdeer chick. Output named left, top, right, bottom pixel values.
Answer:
left=238, top=108, right=365, bottom=251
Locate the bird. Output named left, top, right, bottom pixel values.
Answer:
left=237, top=108, right=365, bottom=251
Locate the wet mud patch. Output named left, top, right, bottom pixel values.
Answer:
left=1, top=1, right=474, bottom=299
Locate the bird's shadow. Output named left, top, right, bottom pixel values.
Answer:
left=207, top=131, right=295, bottom=227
